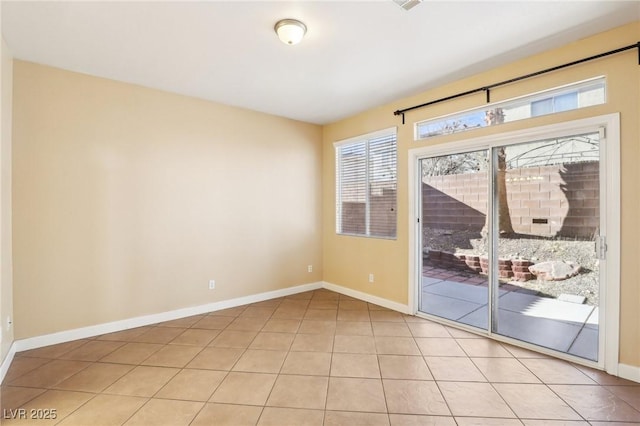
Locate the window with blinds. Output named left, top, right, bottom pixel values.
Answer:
left=335, top=128, right=397, bottom=239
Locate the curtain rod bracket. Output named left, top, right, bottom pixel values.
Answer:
left=484, top=88, right=491, bottom=103
left=393, top=110, right=405, bottom=124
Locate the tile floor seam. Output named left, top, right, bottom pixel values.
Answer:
left=248, top=301, right=288, bottom=422
left=429, top=377, right=455, bottom=419
left=151, top=341, right=208, bottom=369
left=53, top=389, right=107, bottom=425
left=481, top=370, right=527, bottom=421
left=99, top=341, right=165, bottom=366
left=3, top=289, right=639, bottom=426
left=605, top=384, right=640, bottom=407
left=575, top=383, right=640, bottom=417
left=517, top=357, right=544, bottom=381
left=542, top=382, right=591, bottom=423
left=259, top=370, right=285, bottom=411
left=33, top=360, right=95, bottom=390
left=60, top=340, right=126, bottom=363
left=216, top=318, right=264, bottom=375
left=321, top=327, right=335, bottom=421
left=154, top=365, right=230, bottom=404
left=5, top=357, right=55, bottom=384
left=100, top=364, right=181, bottom=401
left=189, top=399, right=225, bottom=426
left=0, top=385, right=48, bottom=411
left=375, top=352, right=391, bottom=418
left=118, top=395, right=152, bottom=426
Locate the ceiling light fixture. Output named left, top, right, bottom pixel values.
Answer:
left=274, top=19, right=307, bottom=45
left=393, top=0, right=422, bottom=11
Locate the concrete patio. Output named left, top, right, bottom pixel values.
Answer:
left=421, top=266, right=598, bottom=361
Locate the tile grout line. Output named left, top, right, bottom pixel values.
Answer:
left=192, top=297, right=283, bottom=424
left=3, top=289, right=638, bottom=425
left=114, top=304, right=251, bottom=424
left=7, top=335, right=147, bottom=424
left=474, top=352, right=527, bottom=422
left=250, top=296, right=286, bottom=426
left=514, top=356, right=588, bottom=422
left=322, top=309, right=335, bottom=426
left=403, top=314, right=458, bottom=421
left=194, top=295, right=288, bottom=424
left=375, top=303, right=392, bottom=424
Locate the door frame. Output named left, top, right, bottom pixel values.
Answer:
left=408, top=114, right=620, bottom=374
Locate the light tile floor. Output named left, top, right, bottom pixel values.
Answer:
left=421, top=266, right=599, bottom=360
left=1, top=289, right=639, bottom=425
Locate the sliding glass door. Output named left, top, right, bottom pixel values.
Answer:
left=419, top=150, right=489, bottom=330
left=418, top=131, right=603, bottom=361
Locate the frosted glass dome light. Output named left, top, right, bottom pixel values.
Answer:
left=274, top=19, right=307, bottom=45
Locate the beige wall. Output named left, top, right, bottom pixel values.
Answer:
left=8, top=20, right=640, bottom=370
left=323, top=22, right=640, bottom=366
left=13, top=61, right=323, bottom=339
left=1, top=37, right=14, bottom=361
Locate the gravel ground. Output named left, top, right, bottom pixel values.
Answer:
left=423, top=228, right=599, bottom=305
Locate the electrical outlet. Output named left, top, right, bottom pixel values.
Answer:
left=307, top=265, right=313, bottom=273
left=208, top=280, right=216, bottom=290
left=368, top=273, right=374, bottom=283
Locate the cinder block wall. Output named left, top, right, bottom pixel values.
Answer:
left=341, top=191, right=397, bottom=237
left=422, top=161, right=599, bottom=238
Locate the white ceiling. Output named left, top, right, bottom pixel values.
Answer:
left=2, top=1, right=639, bottom=124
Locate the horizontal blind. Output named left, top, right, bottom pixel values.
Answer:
left=336, top=131, right=397, bottom=238
left=368, top=134, right=397, bottom=238
left=336, top=141, right=367, bottom=235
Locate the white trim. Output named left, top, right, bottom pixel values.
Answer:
left=3, top=276, right=637, bottom=383
left=618, top=363, right=640, bottom=383
left=407, top=153, right=419, bottom=316
left=322, top=281, right=410, bottom=314
left=0, top=342, right=17, bottom=384
left=601, top=114, right=621, bottom=376
left=412, top=115, right=617, bottom=157
left=408, top=113, right=621, bottom=373
left=333, top=126, right=397, bottom=148
left=13, top=282, right=323, bottom=353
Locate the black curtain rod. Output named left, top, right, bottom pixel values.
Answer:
left=393, top=41, right=640, bottom=124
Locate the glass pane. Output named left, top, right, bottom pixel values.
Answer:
left=419, top=150, right=490, bottom=329
left=336, top=133, right=397, bottom=238
left=415, top=77, right=605, bottom=140
left=492, top=133, right=600, bottom=361
left=531, top=98, right=553, bottom=117
left=337, top=142, right=366, bottom=235
left=554, top=92, right=578, bottom=112
left=369, top=136, right=397, bottom=238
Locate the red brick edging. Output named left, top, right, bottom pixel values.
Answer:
left=425, top=250, right=534, bottom=281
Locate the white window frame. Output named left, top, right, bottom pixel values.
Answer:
left=408, top=114, right=620, bottom=374
left=335, top=127, right=398, bottom=239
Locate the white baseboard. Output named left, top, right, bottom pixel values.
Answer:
left=13, top=281, right=323, bottom=353
left=618, top=363, right=640, bottom=383
left=322, top=281, right=410, bottom=314
left=0, top=342, right=17, bottom=384
left=6, top=278, right=638, bottom=385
